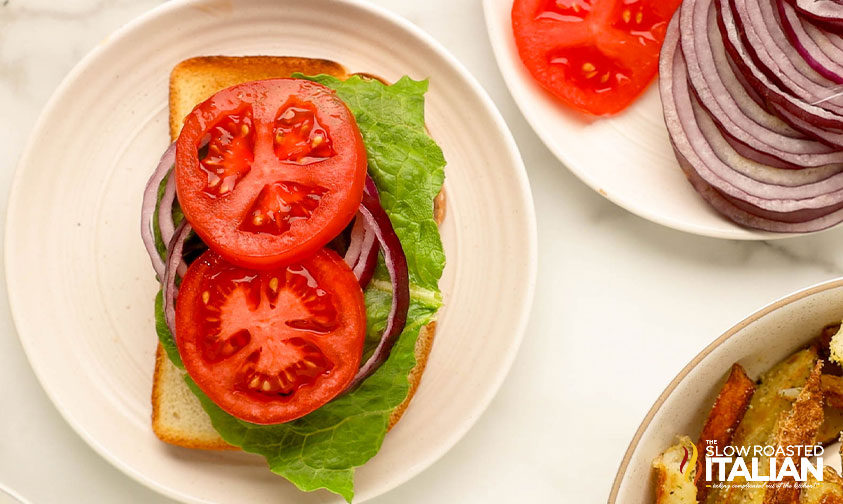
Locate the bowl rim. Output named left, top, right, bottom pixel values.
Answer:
left=608, top=277, right=843, bottom=502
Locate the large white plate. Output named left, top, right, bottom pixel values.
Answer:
left=4, top=0, right=537, bottom=502
left=483, top=0, right=787, bottom=240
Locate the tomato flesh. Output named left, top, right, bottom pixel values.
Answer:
left=238, top=181, right=327, bottom=236
left=175, top=248, right=366, bottom=424
left=547, top=45, right=632, bottom=95
left=175, top=79, right=367, bottom=269
left=273, top=99, right=335, bottom=163
left=201, top=112, right=255, bottom=198
left=512, top=0, right=681, bottom=115
left=537, top=0, right=592, bottom=22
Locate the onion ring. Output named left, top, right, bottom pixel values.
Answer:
left=163, top=221, right=192, bottom=337
left=345, top=177, right=410, bottom=391
left=141, top=142, right=176, bottom=279
left=159, top=171, right=178, bottom=247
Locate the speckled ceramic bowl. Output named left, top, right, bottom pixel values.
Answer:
left=610, top=279, right=843, bottom=502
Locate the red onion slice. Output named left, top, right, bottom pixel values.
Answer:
left=345, top=178, right=410, bottom=392
left=778, top=0, right=843, bottom=83
left=676, top=147, right=843, bottom=231
left=353, top=176, right=383, bottom=288
left=787, top=0, right=843, bottom=30
left=159, top=171, right=178, bottom=247
left=344, top=217, right=366, bottom=267
left=693, top=95, right=843, bottom=186
left=662, top=15, right=843, bottom=218
left=804, top=14, right=843, bottom=53
left=731, top=0, right=843, bottom=112
left=771, top=101, right=843, bottom=145
left=717, top=0, right=843, bottom=133
left=663, top=0, right=843, bottom=230
left=343, top=212, right=378, bottom=288
left=141, top=142, right=176, bottom=279
left=163, top=221, right=192, bottom=336
left=671, top=48, right=843, bottom=203
left=352, top=225, right=377, bottom=288
left=681, top=0, right=843, bottom=169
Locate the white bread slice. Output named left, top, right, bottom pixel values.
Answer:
left=152, top=56, right=440, bottom=449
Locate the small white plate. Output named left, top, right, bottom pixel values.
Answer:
left=483, top=0, right=787, bottom=240
left=610, top=278, right=843, bottom=501
left=4, top=0, right=537, bottom=502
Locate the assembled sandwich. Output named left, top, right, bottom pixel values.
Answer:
left=140, top=56, right=446, bottom=501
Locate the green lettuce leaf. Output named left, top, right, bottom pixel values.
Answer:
left=154, top=290, right=182, bottom=369
left=301, top=75, right=446, bottom=292
left=154, top=74, right=445, bottom=502
left=152, top=175, right=170, bottom=259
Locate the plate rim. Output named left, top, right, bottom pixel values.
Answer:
left=3, top=0, right=538, bottom=501
left=480, top=0, right=803, bottom=241
left=607, top=276, right=843, bottom=502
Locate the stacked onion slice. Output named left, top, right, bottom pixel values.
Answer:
left=141, top=145, right=410, bottom=391
left=661, top=0, right=843, bottom=231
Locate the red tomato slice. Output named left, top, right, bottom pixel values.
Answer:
left=175, top=248, right=366, bottom=424
left=175, top=79, right=367, bottom=269
left=511, top=0, right=682, bottom=115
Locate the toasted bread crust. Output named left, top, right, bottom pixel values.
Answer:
left=152, top=55, right=442, bottom=450
left=151, top=345, right=235, bottom=450
left=168, top=56, right=349, bottom=139
left=388, top=321, right=437, bottom=429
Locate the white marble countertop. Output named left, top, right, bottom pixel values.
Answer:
left=3, top=0, right=843, bottom=502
